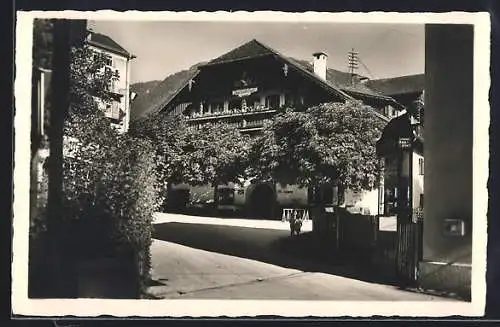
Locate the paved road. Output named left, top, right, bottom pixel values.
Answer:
left=147, top=213, right=457, bottom=301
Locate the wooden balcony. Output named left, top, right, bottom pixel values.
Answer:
left=186, top=106, right=276, bottom=133
left=186, top=106, right=277, bottom=122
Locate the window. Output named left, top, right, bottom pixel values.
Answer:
left=229, top=98, right=241, bottom=111
left=285, top=93, right=295, bottom=107
left=103, top=54, right=113, bottom=67
left=246, top=119, right=264, bottom=128
left=210, top=101, right=224, bottom=113
left=198, top=101, right=209, bottom=114
left=419, top=158, right=424, bottom=175
left=384, top=105, right=395, bottom=117
left=384, top=186, right=398, bottom=216
left=265, top=94, right=280, bottom=108
left=246, top=94, right=261, bottom=108
left=105, top=103, right=112, bottom=116
left=104, top=102, right=120, bottom=120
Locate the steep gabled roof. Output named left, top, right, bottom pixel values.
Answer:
left=201, top=39, right=352, bottom=102
left=87, top=31, right=133, bottom=58
left=288, top=58, right=396, bottom=101
left=204, top=39, right=276, bottom=66
left=202, top=39, right=401, bottom=106
left=130, top=39, right=403, bottom=120
left=366, top=74, right=425, bottom=97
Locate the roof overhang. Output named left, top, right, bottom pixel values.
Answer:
left=86, top=40, right=132, bottom=59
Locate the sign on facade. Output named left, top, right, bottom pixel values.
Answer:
left=232, top=87, right=258, bottom=97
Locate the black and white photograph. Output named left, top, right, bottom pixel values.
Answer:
left=12, top=11, right=489, bottom=317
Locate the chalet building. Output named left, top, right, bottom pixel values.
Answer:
left=133, top=39, right=417, bottom=218
left=142, top=39, right=403, bottom=132
left=86, top=31, right=136, bottom=133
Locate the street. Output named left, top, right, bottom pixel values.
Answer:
left=146, top=213, right=456, bottom=301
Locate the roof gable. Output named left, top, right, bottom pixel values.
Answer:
left=131, top=39, right=403, bottom=120
left=87, top=32, right=131, bottom=58
left=202, top=39, right=396, bottom=102
left=203, top=39, right=276, bottom=66
left=199, top=39, right=353, bottom=102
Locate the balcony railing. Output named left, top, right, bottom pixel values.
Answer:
left=187, top=105, right=277, bottom=121
left=189, top=116, right=272, bottom=132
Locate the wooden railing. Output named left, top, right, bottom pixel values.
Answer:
left=188, top=106, right=276, bottom=120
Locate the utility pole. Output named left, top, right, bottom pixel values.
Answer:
left=347, top=48, right=359, bottom=86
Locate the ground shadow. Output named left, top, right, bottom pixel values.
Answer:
left=152, top=222, right=398, bottom=287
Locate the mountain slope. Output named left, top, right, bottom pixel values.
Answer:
left=131, top=80, right=161, bottom=98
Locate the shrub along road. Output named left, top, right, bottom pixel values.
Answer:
left=146, top=213, right=458, bottom=301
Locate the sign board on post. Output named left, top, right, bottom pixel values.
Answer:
left=398, top=137, right=411, bottom=149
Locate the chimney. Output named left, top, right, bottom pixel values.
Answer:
left=312, top=52, right=328, bottom=81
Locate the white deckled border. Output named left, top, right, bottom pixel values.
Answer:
left=12, top=10, right=490, bottom=318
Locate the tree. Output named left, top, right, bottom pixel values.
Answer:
left=130, top=114, right=252, bottom=197
left=249, top=108, right=320, bottom=186
left=181, top=122, right=252, bottom=187
left=250, top=100, right=387, bottom=197
left=61, top=43, right=161, bottom=296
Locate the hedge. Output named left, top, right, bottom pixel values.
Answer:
left=63, top=134, right=161, bottom=296
left=30, top=134, right=162, bottom=298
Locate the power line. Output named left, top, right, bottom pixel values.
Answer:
left=357, top=57, right=376, bottom=80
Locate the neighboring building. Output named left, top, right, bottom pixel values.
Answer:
left=132, top=39, right=411, bottom=218
left=365, top=73, right=425, bottom=110
left=376, top=92, right=424, bottom=219
left=86, top=31, right=136, bottom=133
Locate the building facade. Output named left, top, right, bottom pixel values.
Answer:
left=86, top=31, right=136, bottom=133
left=419, top=24, right=473, bottom=299
left=136, top=39, right=410, bottom=218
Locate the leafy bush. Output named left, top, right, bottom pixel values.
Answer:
left=29, top=39, right=162, bottom=297
left=62, top=133, right=162, bottom=295
left=63, top=45, right=162, bottom=296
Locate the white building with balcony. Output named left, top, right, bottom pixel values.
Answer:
left=86, top=31, right=136, bottom=133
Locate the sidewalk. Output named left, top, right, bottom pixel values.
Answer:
left=153, top=212, right=313, bottom=232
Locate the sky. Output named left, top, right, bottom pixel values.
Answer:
left=92, top=20, right=425, bottom=84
